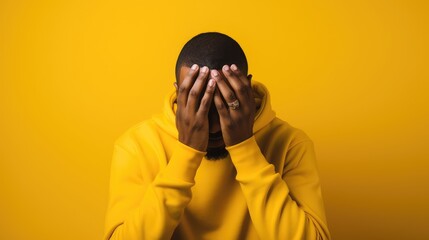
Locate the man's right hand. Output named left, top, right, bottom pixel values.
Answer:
left=175, top=64, right=216, bottom=152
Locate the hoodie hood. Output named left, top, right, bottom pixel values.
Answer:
left=152, top=80, right=276, bottom=138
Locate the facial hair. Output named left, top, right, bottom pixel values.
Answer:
left=205, top=147, right=229, bottom=160
left=204, top=131, right=229, bottom=160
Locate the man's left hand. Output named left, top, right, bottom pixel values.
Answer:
left=211, top=64, right=255, bottom=146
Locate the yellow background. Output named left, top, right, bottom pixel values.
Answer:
left=1, top=0, right=428, bottom=239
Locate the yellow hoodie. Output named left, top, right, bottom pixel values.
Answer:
left=104, top=81, right=331, bottom=240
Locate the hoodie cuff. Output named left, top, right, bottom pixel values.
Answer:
left=226, top=136, right=270, bottom=180
left=163, top=141, right=206, bottom=183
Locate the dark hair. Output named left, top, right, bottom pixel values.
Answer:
left=175, top=32, right=248, bottom=81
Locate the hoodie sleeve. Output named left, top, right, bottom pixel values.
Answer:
left=104, top=141, right=205, bottom=240
left=226, top=136, right=331, bottom=240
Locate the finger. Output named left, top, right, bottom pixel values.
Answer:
left=187, top=66, right=209, bottom=111
left=211, top=69, right=237, bottom=105
left=214, top=88, right=230, bottom=120
left=222, top=64, right=250, bottom=103
left=230, top=64, right=251, bottom=87
left=197, top=79, right=216, bottom=116
left=177, top=64, right=199, bottom=107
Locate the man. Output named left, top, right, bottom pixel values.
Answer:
left=104, top=32, right=331, bottom=240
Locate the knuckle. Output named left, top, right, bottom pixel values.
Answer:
left=227, top=92, right=236, bottom=100
left=178, top=85, right=187, bottom=93
left=191, top=124, right=199, bottom=131
left=189, top=90, right=199, bottom=97
left=206, top=87, right=215, bottom=94
left=215, top=100, right=225, bottom=109
left=205, top=84, right=215, bottom=93
left=200, top=98, right=209, bottom=108
left=183, top=117, right=191, bottom=126
left=192, top=120, right=203, bottom=130
left=238, top=86, right=248, bottom=94
left=216, top=76, right=224, bottom=82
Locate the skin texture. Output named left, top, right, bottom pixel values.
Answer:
left=175, top=64, right=255, bottom=157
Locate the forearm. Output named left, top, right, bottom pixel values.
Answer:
left=105, top=142, right=205, bottom=240
left=226, top=137, right=330, bottom=240
left=108, top=180, right=192, bottom=239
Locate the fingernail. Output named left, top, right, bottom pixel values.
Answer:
left=211, top=70, right=219, bottom=77
left=191, top=64, right=198, bottom=70
left=223, top=65, right=230, bottom=71
left=208, top=79, right=215, bottom=87
left=201, top=66, right=208, bottom=73
left=231, top=64, right=237, bottom=71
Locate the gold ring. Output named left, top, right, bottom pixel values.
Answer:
left=227, top=99, right=240, bottom=110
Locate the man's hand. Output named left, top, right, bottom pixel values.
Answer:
left=176, top=64, right=216, bottom=151
left=211, top=64, right=255, bottom=146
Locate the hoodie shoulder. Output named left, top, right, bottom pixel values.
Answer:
left=264, top=117, right=313, bottom=147
left=113, top=119, right=160, bottom=154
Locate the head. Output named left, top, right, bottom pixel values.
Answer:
left=175, top=32, right=251, bottom=160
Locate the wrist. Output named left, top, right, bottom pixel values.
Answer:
left=225, top=131, right=253, bottom=146
left=178, top=134, right=207, bottom=152
left=163, top=141, right=206, bottom=182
